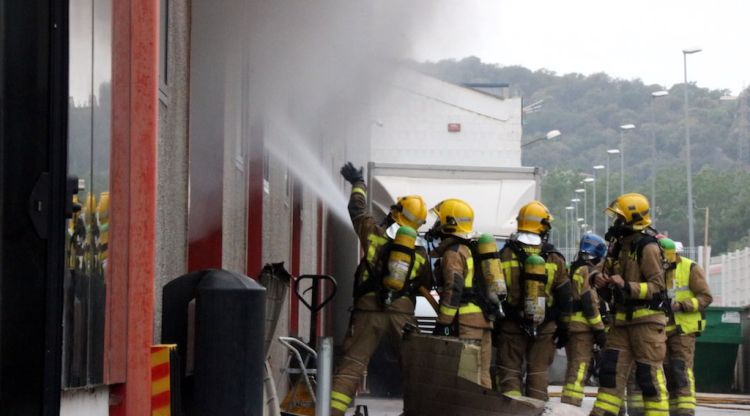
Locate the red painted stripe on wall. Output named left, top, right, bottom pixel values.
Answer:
left=289, top=180, right=302, bottom=336
left=186, top=0, right=227, bottom=272
left=246, top=124, right=264, bottom=277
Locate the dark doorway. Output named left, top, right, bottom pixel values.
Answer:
left=0, top=1, right=69, bottom=415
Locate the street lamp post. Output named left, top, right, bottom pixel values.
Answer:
left=619, top=124, right=636, bottom=194
left=697, top=207, right=710, bottom=269
left=606, top=149, right=620, bottom=229
left=565, top=206, right=575, bottom=254
left=650, top=91, right=669, bottom=220
left=584, top=176, right=597, bottom=234
left=592, top=165, right=605, bottom=234
left=571, top=198, right=581, bottom=243
left=521, top=129, right=562, bottom=148
left=576, top=218, right=586, bottom=241
left=683, top=47, right=701, bottom=249
left=576, top=188, right=586, bottom=232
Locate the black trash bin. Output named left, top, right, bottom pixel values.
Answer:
left=162, top=269, right=265, bottom=416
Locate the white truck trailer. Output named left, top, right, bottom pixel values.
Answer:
left=366, top=162, right=542, bottom=238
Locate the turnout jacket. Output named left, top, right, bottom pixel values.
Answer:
left=498, top=240, right=570, bottom=323
left=606, top=232, right=668, bottom=327
left=433, top=237, right=492, bottom=330
left=348, top=180, right=432, bottom=313
left=567, top=261, right=606, bottom=333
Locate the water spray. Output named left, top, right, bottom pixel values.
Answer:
left=264, top=118, right=351, bottom=224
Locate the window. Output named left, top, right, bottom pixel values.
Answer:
left=158, top=0, right=169, bottom=104
left=64, top=0, right=113, bottom=388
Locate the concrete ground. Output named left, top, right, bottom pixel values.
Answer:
left=346, top=388, right=750, bottom=416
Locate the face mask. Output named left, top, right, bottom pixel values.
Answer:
left=605, top=222, right=632, bottom=241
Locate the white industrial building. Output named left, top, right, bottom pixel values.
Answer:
left=364, top=69, right=539, bottom=240
left=370, top=68, right=523, bottom=168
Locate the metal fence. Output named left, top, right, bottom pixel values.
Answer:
left=707, top=247, right=750, bottom=307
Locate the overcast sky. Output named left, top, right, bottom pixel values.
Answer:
left=409, top=0, right=749, bottom=95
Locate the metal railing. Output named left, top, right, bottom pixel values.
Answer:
left=706, top=247, right=750, bottom=307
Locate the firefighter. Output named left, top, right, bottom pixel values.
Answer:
left=429, top=198, right=494, bottom=388
left=591, top=193, right=669, bottom=416
left=330, top=162, right=432, bottom=416
left=494, top=200, right=571, bottom=401
left=660, top=238, right=712, bottom=416
left=561, top=233, right=608, bottom=406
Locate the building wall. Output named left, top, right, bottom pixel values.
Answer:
left=151, top=0, right=394, bottom=407
left=154, top=0, right=190, bottom=341
left=371, top=69, right=523, bottom=168
left=219, top=0, right=250, bottom=275
left=262, top=129, right=294, bottom=395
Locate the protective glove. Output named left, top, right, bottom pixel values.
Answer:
left=432, top=322, right=457, bottom=337
left=340, top=162, right=364, bottom=185
left=554, top=325, right=570, bottom=349
left=593, top=330, right=607, bottom=349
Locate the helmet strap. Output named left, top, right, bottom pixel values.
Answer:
left=381, top=214, right=396, bottom=228
left=604, top=221, right=634, bottom=242
left=540, top=229, right=550, bottom=244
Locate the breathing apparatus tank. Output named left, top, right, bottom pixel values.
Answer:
left=382, top=226, right=417, bottom=305
left=523, top=254, right=547, bottom=337
left=477, top=234, right=507, bottom=304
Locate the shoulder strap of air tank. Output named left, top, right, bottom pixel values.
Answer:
left=452, top=237, right=487, bottom=301
left=634, top=234, right=659, bottom=264
left=505, top=239, right=529, bottom=264
left=569, top=258, right=586, bottom=277
left=353, top=240, right=391, bottom=299
left=541, top=242, right=564, bottom=262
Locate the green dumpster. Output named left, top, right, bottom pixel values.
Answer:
left=694, top=306, right=744, bottom=393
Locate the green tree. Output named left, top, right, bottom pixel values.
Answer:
left=416, top=57, right=750, bottom=254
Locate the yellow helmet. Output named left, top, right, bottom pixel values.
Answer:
left=605, top=193, right=651, bottom=230
left=431, top=198, right=474, bottom=236
left=391, top=195, right=428, bottom=230
left=516, top=200, right=553, bottom=235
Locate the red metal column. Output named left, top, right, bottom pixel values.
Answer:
left=318, top=202, right=330, bottom=337
left=109, top=0, right=158, bottom=414
left=107, top=0, right=132, bottom=385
